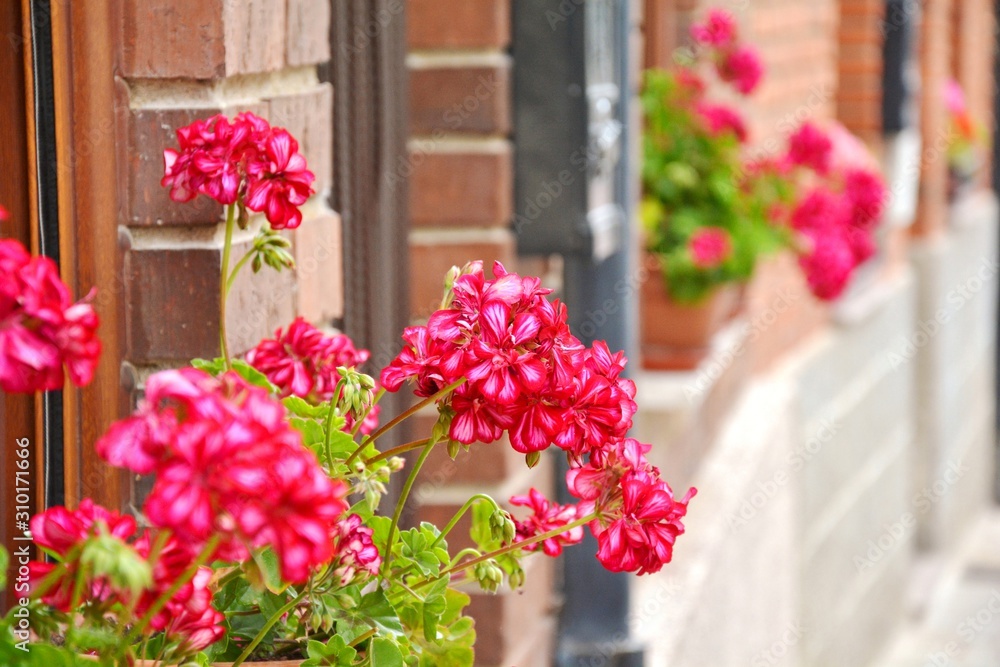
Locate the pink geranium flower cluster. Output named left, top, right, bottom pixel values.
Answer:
left=330, top=514, right=382, bottom=586
left=162, top=112, right=315, bottom=229
left=691, top=8, right=764, bottom=96
left=29, top=500, right=225, bottom=651
left=95, top=368, right=349, bottom=582
left=381, top=261, right=634, bottom=455
left=784, top=122, right=887, bottom=300
left=383, top=262, right=694, bottom=575
left=688, top=227, right=733, bottom=269
left=0, top=238, right=100, bottom=393
left=247, top=317, right=381, bottom=434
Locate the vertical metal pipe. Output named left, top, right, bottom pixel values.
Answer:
left=556, top=2, right=643, bottom=664
left=28, top=0, right=64, bottom=510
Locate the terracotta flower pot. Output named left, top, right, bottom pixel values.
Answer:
left=640, top=255, right=739, bottom=370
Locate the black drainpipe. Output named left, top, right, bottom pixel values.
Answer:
left=29, top=0, right=64, bottom=509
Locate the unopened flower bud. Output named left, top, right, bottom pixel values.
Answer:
left=387, top=457, right=405, bottom=472
left=474, top=560, right=504, bottom=593
left=490, top=509, right=516, bottom=544
left=507, top=563, right=526, bottom=590
left=80, top=533, right=152, bottom=598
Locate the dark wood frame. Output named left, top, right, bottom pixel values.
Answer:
left=1, top=1, right=126, bottom=610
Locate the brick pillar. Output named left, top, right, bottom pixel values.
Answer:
left=406, top=0, right=515, bottom=322
left=914, top=0, right=953, bottom=235
left=837, top=0, right=885, bottom=149
left=405, top=2, right=559, bottom=665
left=118, top=0, right=341, bottom=378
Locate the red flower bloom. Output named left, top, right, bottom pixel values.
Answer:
left=331, top=514, right=382, bottom=586
left=790, top=188, right=849, bottom=233
left=593, top=473, right=695, bottom=575
left=0, top=239, right=100, bottom=393
left=96, top=369, right=349, bottom=582
left=30, top=499, right=137, bottom=555
left=247, top=317, right=372, bottom=404
left=162, top=113, right=315, bottom=230
left=787, top=122, right=833, bottom=174
left=798, top=229, right=857, bottom=301
left=690, top=8, right=737, bottom=48
left=688, top=227, right=733, bottom=269
left=697, top=103, right=748, bottom=142
left=717, top=45, right=764, bottom=95
left=509, top=488, right=584, bottom=557
left=566, top=438, right=655, bottom=502
left=27, top=500, right=139, bottom=611
left=132, top=533, right=224, bottom=651
left=844, top=168, right=886, bottom=230
left=464, top=302, right=548, bottom=404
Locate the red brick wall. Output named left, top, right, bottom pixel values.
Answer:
left=117, top=0, right=341, bottom=378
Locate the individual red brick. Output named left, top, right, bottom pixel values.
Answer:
left=410, top=64, right=511, bottom=135
left=409, top=234, right=515, bottom=320
left=408, top=0, right=510, bottom=49
left=293, top=212, right=343, bottom=323
left=267, top=85, right=334, bottom=194
left=124, top=107, right=225, bottom=227
left=409, top=149, right=512, bottom=228
left=223, top=0, right=287, bottom=74
left=121, top=0, right=226, bottom=79
left=286, top=0, right=331, bottom=66
left=125, top=247, right=222, bottom=362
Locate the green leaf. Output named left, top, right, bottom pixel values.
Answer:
left=191, top=357, right=226, bottom=375
left=370, top=637, right=405, bottom=667
left=249, top=547, right=289, bottom=595
left=283, top=395, right=331, bottom=418
left=303, top=636, right=357, bottom=666
left=230, top=359, right=277, bottom=391
left=422, top=593, right=447, bottom=642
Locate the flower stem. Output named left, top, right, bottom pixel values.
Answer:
left=324, top=379, right=347, bottom=469
left=219, top=204, right=237, bottom=371
left=125, top=534, right=221, bottom=646
left=380, top=439, right=437, bottom=580
left=413, top=512, right=599, bottom=590
left=349, top=628, right=377, bottom=648
left=364, top=437, right=431, bottom=465
left=345, top=378, right=466, bottom=466
left=225, top=248, right=255, bottom=295
left=350, top=387, right=386, bottom=438
left=230, top=589, right=307, bottom=667
left=430, top=494, right=497, bottom=548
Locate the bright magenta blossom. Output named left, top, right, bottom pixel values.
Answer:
left=133, top=533, right=225, bottom=651
left=95, top=368, right=349, bottom=582
left=697, top=103, right=748, bottom=142
left=509, top=488, right=584, bottom=557
left=688, top=228, right=733, bottom=269
left=28, top=500, right=138, bottom=611
left=718, top=45, right=764, bottom=95
left=162, top=112, right=315, bottom=229
left=690, top=8, right=737, bottom=47
left=331, top=514, right=382, bottom=586
left=0, top=238, right=100, bottom=393
left=592, top=473, right=695, bottom=575
left=382, top=261, right=636, bottom=456
left=787, top=122, right=833, bottom=175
